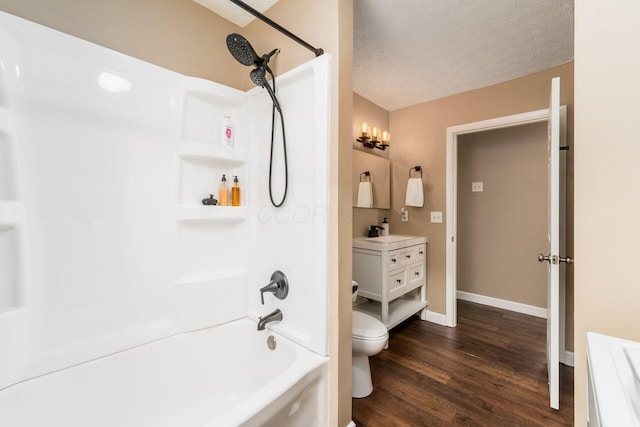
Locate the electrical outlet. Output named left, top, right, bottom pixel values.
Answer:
left=472, top=181, right=484, bottom=192
left=401, top=208, right=409, bottom=222
left=430, top=211, right=443, bottom=223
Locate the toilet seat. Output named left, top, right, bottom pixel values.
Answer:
left=352, top=311, right=388, bottom=341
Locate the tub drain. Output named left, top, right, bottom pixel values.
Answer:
left=267, top=335, right=277, bottom=350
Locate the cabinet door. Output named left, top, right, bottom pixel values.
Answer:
left=353, top=251, right=383, bottom=300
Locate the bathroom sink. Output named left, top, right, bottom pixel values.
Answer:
left=352, top=235, right=427, bottom=251
left=365, top=235, right=414, bottom=244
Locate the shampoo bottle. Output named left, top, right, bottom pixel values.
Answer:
left=381, top=217, right=389, bottom=236
left=221, top=114, right=234, bottom=147
left=231, top=175, right=240, bottom=206
left=219, top=174, right=229, bottom=206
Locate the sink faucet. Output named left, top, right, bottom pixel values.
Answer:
left=368, top=225, right=384, bottom=238
left=257, top=309, right=283, bottom=331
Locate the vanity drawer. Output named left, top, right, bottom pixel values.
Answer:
left=388, top=270, right=406, bottom=299
left=406, top=263, right=425, bottom=294
left=408, top=263, right=424, bottom=284
left=387, top=246, right=420, bottom=269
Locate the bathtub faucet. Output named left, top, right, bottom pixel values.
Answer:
left=260, top=270, right=289, bottom=304
left=257, top=309, right=283, bottom=331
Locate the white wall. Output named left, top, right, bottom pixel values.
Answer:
left=246, top=56, right=330, bottom=356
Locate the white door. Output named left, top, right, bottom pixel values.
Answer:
left=543, top=76, right=561, bottom=410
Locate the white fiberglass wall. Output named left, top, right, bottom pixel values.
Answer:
left=0, top=11, right=329, bottom=390
left=247, top=56, right=330, bottom=356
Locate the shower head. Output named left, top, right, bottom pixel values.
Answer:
left=250, top=68, right=281, bottom=113
left=227, top=33, right=280, bottom=69
left=226, top=33, right=260, bottom=67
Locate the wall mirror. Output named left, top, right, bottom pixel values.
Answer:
left=352, top=149, right=390, bottom=209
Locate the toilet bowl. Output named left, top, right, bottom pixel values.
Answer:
left=352, top=310, right=389, bottom=398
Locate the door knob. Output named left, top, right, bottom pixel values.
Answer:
left=538, top=253, right=573, bottom=265
left=537, top=253, right=551, bottom=263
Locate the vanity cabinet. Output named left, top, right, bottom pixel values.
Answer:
left=352, top=236, right=428, bottom=329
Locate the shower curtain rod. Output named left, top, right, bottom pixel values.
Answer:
left=229, top=0, right=324, bottom=57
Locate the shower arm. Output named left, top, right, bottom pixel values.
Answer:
left=229, top=0, right=324, bottom=57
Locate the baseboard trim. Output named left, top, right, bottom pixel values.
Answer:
left=457, top=291, right=547, bottom=319
left=563, top=351, right=575, bottom=367
left=424, top=309, right=447, bottom=326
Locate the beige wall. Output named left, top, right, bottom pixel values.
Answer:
left=574, top=1, right=640, bottom=425
left=352, top=93, right=391, bottom=237
left=0, top=2, right=354, bottom=425
left=457, top=122, right=548, bottom=307
left=389, top=63, right=574, bottom=331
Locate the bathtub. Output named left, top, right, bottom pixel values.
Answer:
left=0, top=318, right=328, bottom=427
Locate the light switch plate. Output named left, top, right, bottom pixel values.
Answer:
left=472, top=182, right=483, bottom=192
left=430, top=211, right=442, bottom=223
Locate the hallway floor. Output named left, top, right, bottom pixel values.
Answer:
left=352, top=300, right=574, bottom=426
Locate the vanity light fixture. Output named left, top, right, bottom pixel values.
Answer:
left=357, top=122, right=390, bottom=151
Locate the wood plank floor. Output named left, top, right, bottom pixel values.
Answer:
left=352, top=300, right=574, bottom=426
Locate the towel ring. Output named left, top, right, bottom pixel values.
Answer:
left=409, top=166, right=422, bottom=179
left=360, top=171, right=371, bottom=182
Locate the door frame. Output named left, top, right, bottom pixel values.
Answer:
left=445, top=107, right=566, bottom=330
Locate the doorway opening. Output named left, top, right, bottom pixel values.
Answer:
left=445, top=105, right=569, bottom=409
left=456, top=122, right=549, bottom=319
left=445, top=107, right=567, bottom=347
left=446, top=108, right=551, bottom=325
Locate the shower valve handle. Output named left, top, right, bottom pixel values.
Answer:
left=260, top=271, right=289, bottom=305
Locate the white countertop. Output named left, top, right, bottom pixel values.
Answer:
left=352, top=235, right=427, bottom=251
left=587, top=332, right=640, bottom=426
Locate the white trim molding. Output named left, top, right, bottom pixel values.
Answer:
left=424, top=309, right=448, bottom=326
left=563, top=351, right=575, bottom=368
left=457, top=291, right=547, bottom=319
left=347, top=421, right=356, bottom=427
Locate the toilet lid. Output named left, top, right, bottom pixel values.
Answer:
left=352, top=311, right=388, bottom=340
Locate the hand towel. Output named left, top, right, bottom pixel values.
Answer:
left=357, top=181, right=373, bottom=208
left=405, top=177, right=424, bottom=207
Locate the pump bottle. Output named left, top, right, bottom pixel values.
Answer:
left=219, top=174, right=229, bottom=206
left=381, top=217, right=389, bottom=236
left=231, top=175, right=240, bottom=206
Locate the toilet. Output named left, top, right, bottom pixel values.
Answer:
left=352, top=310, right=389, bottom=398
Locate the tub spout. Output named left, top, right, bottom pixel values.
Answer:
left=257, top=309, right=283, bottom=331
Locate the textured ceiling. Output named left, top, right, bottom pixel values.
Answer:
left=354, top=0, right=574, bottom=111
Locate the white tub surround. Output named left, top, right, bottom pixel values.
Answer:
left=0, top=10, right=330, bottom=426
left=246, top=57, right=330, bottom=356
